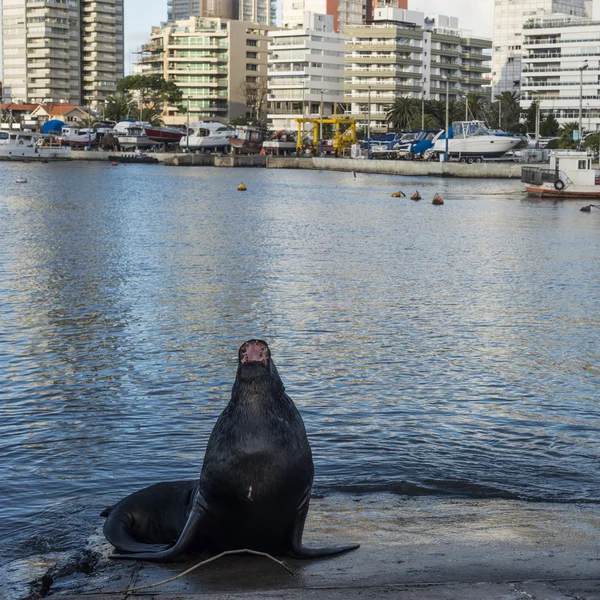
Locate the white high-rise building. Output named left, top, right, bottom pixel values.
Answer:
left=267, top=12, right=345, bottom=129
left=491, top=0, right=586, bottom=95
left=1, top=0, right=124, bottom=109
left=521, top=14, right=600, bottom=132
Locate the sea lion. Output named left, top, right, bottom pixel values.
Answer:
left=102, top=339, right=360, bottom=562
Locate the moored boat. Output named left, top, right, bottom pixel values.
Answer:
left=59, top=126, right=98, bottom=148
left=522, top=151, right=600, bottom=197
left=262, top=130, right=297, bottom=155
left=0, top=130, right=71, bottom=161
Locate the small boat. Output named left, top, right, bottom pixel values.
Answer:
left=262, top=130, right=297, bottom=156
left=108, top=153, right=159, bottom=164
left=433, top=121, right=521, bottom=162
left=59, top=126, right=98, bottom=148
left=144, top=123, right=185, bottom=145
left=180, top=121, right=234, bottom=152
left=522, top=151, right=600, bottom=198
left=228, top=126, right=265, bottom=155
left=0, top=130, right=71, bottom=161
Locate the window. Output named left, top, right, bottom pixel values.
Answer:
left=247, top=63, right=258, bottom=71
left=579, top=160, right=587, bottom=170
left=246, top=51, right=257, bottom=58
left=247, top=39, right=258, bottom=46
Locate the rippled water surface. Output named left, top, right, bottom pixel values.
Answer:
left=1, top=161, right=599, bottom=564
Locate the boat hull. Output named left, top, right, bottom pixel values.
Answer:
left=525, top=184, right=600, bottom=198
left=434, top=138, right=520, bottom=159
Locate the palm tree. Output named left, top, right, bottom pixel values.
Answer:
left=104, top=90, right=136, bottom=122
left=495, top=90, right=521, bottom=132
left=461, top=94, right=486, bottom=121
left=386, top=96, right=417, bottom=130
left=557, top=122, right=578, bottom=149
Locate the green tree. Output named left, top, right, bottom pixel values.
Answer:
left=557, top=121, right=579, bottom=149
left=116, top=74, right=184, bottom=119
left=461, top=94, right=486, bottom=121
left=524, top=100, right=538, bottom=133
left=75, top=114, right=98, bottom=128
left=407, top=113, right=439, bottom=130
left=583, top=132, right=600, bottom=152
left=540, top=113, right=560, bottom=137
left=104, top=90, right=136, bottom=122
left=386, top=96, right=417, bottom=130
left=495, top=90, right=521, bottom=131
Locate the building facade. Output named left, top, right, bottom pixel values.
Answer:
left=491, top=0, right=586, bottom=95
left=344, top=8, right=491, bottom=133
left=282, top=0, right=367, bottom=31
left=1, top=0, right=124, bottom=109
left=267, top=12, right=345, bottom=130
left=137, top=17, right=272, bottom=124
left=521, top=15, right=600, bottom=132
left=168, top=0, right=275, bottom=24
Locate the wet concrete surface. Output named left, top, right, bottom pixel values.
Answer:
left=23, top=494, right=600, bottom=599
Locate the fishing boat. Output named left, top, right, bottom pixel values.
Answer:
left=433, top=120, right=521, bottom=162
left=228, top=126, right=265, bottom=155
left=0, top=130, right=71, bottom=161
left=144, top=123, right=185, bottom=145
left=521, top=151, right=600, bottom=197
left=180, top=121, right=234, bottom=152
left=59, top=126, right=98, bottom=148
left=262, top=130, right=297, bottom=155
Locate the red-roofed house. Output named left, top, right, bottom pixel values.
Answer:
left=31, top=103, right=90, bottom=125
left=0, top=103, right=40, bottom=129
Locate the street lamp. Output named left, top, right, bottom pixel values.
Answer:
left=531, top=90, right=540, bottom=149
left=578, top=60, right=589, bottom=149
left=367, top=85, right=372, bottom=159
left=421, top=79, right=425, bottom=130
left=320, top=88, right=324, bottom=155
left=444, top=76, right=449, bottom=162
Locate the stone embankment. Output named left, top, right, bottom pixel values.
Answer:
left=71, top=150, right=532, bottom=178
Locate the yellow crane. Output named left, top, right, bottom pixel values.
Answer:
left=294, top=116, right=357, bottom=157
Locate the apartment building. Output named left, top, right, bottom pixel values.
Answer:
left=521, top=14, right=600, bottom=131
left=491, top=0, right=586, bottom=95
left=168, top=0, right=276, bottom=25
left=1, top=0, right=124, bottom=110
left=344, top=8, right=491, bottom=133
left=267, top=12, right=345, bottom=129
left=138, top=17, right=272, bottom=124
left=282, top=0, right=367, bottom=31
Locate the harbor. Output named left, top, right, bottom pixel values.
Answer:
left=2, top=163, right=599, bottom=599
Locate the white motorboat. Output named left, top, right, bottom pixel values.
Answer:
left=0, top=130, right=71, bottom=161
left=522, top=151, right=600, bottom=198
left=433, top=120, right=521, bottom=161
left=59, top=126, right=98, bottom=148
left=113, top=121, right=155, bottom=150
left=180, top=121, right=234, bottom=152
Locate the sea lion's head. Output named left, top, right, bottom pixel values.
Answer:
left=238, top=339, right=272, bottom=380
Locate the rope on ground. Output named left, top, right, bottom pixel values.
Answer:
left=79, top=549, right=294, bottom=596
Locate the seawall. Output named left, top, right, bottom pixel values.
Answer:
left=70, top=150, right=531, bottom=178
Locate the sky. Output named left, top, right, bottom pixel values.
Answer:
left=123, top=0, right=495, bottom=71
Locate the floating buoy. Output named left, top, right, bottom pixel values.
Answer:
left=391, top=191, right=405, bottom=198
left=411, top=191, right=422, bottom=201
left=432, top=193, right=444, bottom=205
left=238, top=183, right=247, bottom=191
left=111, top=162, right=119, bottom=166
left=581, top=204, right=600, bottom=212
left=23, top=159, right=30, bottom=164
left=16, top=178, right=27, bottom=184
left=41, top=158, right=49, bottom=164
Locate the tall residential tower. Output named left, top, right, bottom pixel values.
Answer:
left=168, top=0, right=276, bottom=24
left=1, top=0, right=124, bottom=109
left=491, top=0, right=586, bottom=95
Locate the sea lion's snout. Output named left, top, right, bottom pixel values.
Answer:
left=239, top=339, right=270, bottom=366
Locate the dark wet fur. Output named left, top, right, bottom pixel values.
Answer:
left=102, top=341, right=359, bottom=561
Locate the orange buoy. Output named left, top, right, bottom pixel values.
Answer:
left=111, top=161, right=119, bottom=166
left=432, top=193, right=444, bottom=205
left=238, top=183, right=247, bottom=191
left=411, top=191, right=421, bottom=201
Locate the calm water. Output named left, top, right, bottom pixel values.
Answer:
left=1, top=162, right=599, bottom=565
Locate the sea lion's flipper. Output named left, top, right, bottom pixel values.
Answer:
left=288, top=492, right=360, bottom=559
left=109, top=494, right=208, bottom=562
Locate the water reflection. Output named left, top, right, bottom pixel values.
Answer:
left=0, top=163, right=599, bottom=566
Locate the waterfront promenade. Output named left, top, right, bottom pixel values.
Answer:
left=70, top=150, right=529, bottom=178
